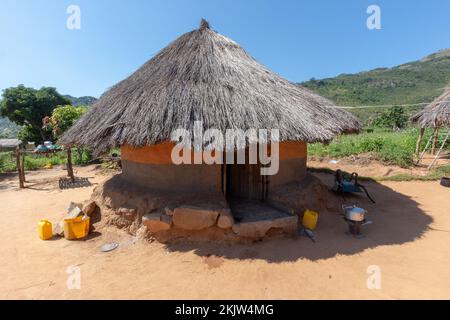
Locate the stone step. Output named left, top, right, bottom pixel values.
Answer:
left=232, top=215, right=298, bottom=238
left=229, top=200, right=298, bottom=238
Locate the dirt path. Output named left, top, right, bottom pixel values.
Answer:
left=1, top=165, right=449, bottom=299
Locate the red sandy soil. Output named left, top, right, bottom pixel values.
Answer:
left=0, top=165, right=449, bottom=299
left=308, top=152, right=450, bottom=178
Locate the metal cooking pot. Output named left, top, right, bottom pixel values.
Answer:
left=342, top=205, right=366, bottom=222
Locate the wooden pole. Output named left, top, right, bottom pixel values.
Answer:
left=20, top=151, right=26, bottom=182
left=15, top=147, right=24, bottom=188
left=415, top=128, right=425, bottom=155
left=431, top=127, right=439, bottom=155
left=67, top=148, right=75, bottom=182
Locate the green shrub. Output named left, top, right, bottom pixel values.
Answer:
left=372, top=106, right=408, bottom=129
left=0, top=152, right=16, bottom=172
left=73, top=148, right=92, bottom=165
left=23, top=154, right=66, bottom=170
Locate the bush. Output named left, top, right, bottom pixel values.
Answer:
left=0, top=152, right=16, bottom=172
left=372, top=106, right=408, bottom=129
left=23, top=155, right=65, bottom=171
left=73, top=148, right=92, bottom=165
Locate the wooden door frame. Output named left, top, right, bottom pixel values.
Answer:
left=223, top=163, right=268, bottom=201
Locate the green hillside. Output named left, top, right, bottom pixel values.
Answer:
left=63, top=95, right=97, bottom=106
left=301, top=49, right=450, bottom=125
left=0, top=117, right=20, bottom=138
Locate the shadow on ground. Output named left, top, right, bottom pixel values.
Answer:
left=165, top=172, right=432, bottom=262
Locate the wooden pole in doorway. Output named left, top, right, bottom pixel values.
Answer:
left=15, top=147, right=24, bottom=188
left=67, top=148, right=75, bottom=182
left=431, top=127, right=439, bottom=155
left=415, top=127, right=425, bottom=155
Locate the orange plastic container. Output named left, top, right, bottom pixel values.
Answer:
left=63, top=216, right=90, bottom=240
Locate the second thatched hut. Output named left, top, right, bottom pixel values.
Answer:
left=411, top=87, right=450, bottom=155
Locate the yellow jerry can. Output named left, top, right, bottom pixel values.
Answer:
left=302, top=209, right=319, bottom=230
left=63, top=216, right=90, bottom=240
left=38, top=220, right=53, bottom=240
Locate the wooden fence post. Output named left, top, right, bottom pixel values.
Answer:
left=415, top=128, right=425, bottom=155
left=67, top=148, right=75, bottom=182
left=21, top=151, right=26, bottom=182
left=15, top=147, right=24, bottom=188
left=431, top=127, right=439, bottom=155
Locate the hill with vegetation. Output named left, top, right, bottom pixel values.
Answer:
left=63, top=95, right=97, bottom=106
left=301, top=49, right=450, bottom=125
left=0, top=117, right=19, bottom=138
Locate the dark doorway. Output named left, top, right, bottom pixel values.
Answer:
left=225, top=163, right=266, bottom=201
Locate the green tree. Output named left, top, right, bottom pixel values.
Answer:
left=17, top=125, right=52, bottom=144
left=372, top=106, right=408, bottom=129
left=0, top=85, right=70, bottom=143
left=45, top=105, right=91, bottom=164
left=45, top=105, right=87, bottom=138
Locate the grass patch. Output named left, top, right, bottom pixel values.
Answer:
left=308, top=128, right=446, bottom=168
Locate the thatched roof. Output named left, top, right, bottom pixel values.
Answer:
left=411, top=87, right=450, bottom=128
left=0, top=139, right=22, bottom=151
left=61, top=19, right=361, bottom=154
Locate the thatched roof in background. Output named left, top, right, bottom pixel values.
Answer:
left=411, top=87, right=450, bottom=128
left=61, top=19, right=361, bottom=155
left=0, top=139, right=22, bottom=152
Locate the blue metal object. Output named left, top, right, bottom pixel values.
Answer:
left=35, top=145, right=49, bottom=152
left=337, top=181, right=363, bottom=193
left=332, top=170, right=375, bottom=203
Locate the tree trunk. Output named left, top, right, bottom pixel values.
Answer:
left=431, top=127, right=439, bottom=155
left=31, top=123, right=46, bottom=143
left=39, top=128, right=46, bottom=142
left=415, top=128, right=425, bottom=155
left=67, top=148, right=75, bottom=182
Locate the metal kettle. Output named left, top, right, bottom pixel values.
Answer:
left=342, top=205, right=366, bottom=222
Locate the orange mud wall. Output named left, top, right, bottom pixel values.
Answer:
left=121, top=141, right=307, bottom=195
left=270, top=141, right=307, bottom=188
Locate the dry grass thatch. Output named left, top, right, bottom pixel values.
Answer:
left=61, top=19, right=361, bottom=155
left=0, top=139, right=22, bottom=152
left=411, top=87, right=450, bottom=128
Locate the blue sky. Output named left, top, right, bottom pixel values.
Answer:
left=1, top=0, right=450, bottom=98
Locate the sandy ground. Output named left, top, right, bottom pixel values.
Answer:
left=1, top=164, right=449, bottom=299
left=308, top=152, right=450, bottom=178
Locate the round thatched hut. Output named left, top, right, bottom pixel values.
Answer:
left=61, top=20, right=361, bottom=241
left=411, top=87, right=450, bottom=155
